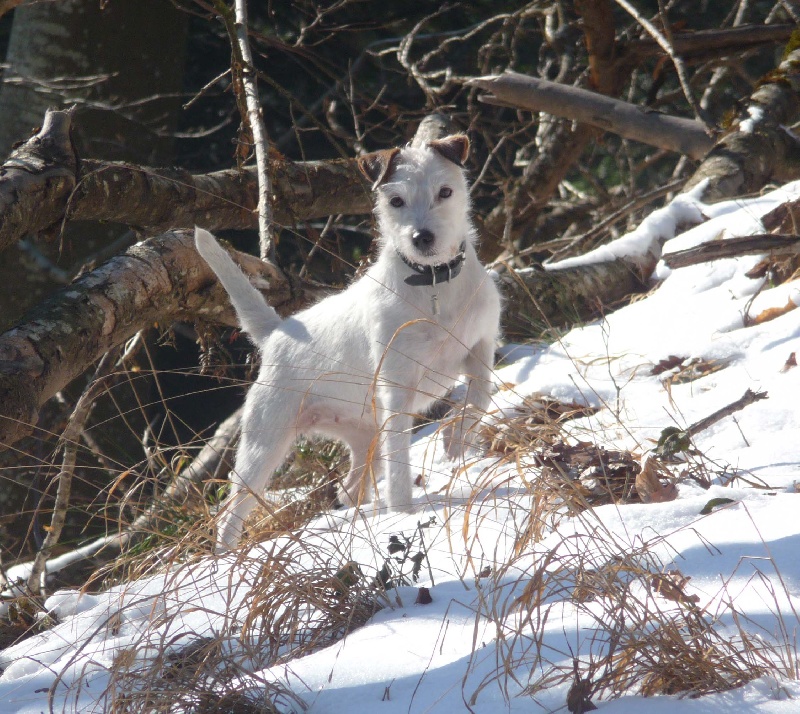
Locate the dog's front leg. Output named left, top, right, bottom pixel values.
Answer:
left=444, top=337, right=495, bottom=460
left=376, top=389, right=416, bottom=512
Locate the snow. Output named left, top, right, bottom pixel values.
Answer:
left=3, top=184, right=800, bottom=712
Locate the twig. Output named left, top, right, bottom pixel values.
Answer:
left=626, top=22, right=795, bottom=59
left=26, top=349, right=119, bottom=595
left=18, top=407, right=242, bottom=588
left=662, top=234, right=800, bottom=269
left=613, top=0, right=712, bottom=129
left=687, top=389, right=768, bottom=438
left=546, top=178, right=686, bottom=263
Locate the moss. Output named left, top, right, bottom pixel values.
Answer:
left=782, top=28, right=800, bottom=59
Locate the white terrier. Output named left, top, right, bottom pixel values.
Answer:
left=195, top=134, right=501, bottom=551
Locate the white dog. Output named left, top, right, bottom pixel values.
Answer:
left=195, top=134, right=501, bottom=551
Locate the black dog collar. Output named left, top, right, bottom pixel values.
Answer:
left=397, top=241, right=467, bottom=286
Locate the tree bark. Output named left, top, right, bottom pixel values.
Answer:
left=625, top=23, right=796, bottom=61
left=684, top=46, right=800, bottom=200
left=0, top=231, right=323, bottom=448
left=662, top=234, right=800, bottom=269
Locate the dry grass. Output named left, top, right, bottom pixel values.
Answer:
left=448, top=399, right=799, bottom=710
left=2, top=361, right=797, bottom=712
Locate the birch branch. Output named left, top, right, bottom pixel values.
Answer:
left=0, top=108, right=372, bottom=256
left=232, top=0, right=274, bottom=261
left=684, top=45, right=800, bottom=200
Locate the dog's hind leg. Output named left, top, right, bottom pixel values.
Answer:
left=215, top=413, right=296, bottom=553
left=336, top=427, right=379, bottom=508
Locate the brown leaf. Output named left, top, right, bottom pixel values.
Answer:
left=752, top=298, right=797, bottom=325
left=650, top=571, right=700, bottom=606
left=650, top=355, right=685, bottom=375
left=415, top=587, right=433, bottom=605
left=636, top=455, right=678, bottom=504
left=781, top=352, right=797, bottom=373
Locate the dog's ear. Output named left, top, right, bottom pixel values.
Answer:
left=429, top=134, right=469, bottom=166
left=358, top=148, right=401, bottom=189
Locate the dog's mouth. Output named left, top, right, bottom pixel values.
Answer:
left=411, top=245, right=438, bottom=260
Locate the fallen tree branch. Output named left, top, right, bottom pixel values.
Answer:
left=496, top=258, right=651, bottom=340
left=0, top=110, right=77, bottom=249
left=0, top=108, right=373, bottom=255
left=468, top=72, right=714, bottom=160
left=655, top=389, right=768, bottom=457
left=625, top=23, right=796, bottom=60
left=0, top=231, right=324, bottom=448
left=662, top=234, right=800, bottom=269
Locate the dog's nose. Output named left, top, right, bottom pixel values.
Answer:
left=412, top=229, right=435, bottom=250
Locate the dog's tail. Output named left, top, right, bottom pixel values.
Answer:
left=194, top=227, right=281, bottom=345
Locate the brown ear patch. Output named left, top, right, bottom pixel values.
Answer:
left=429, top=134, right=469, bottom=166
left=358, top=148, right=401, bottom=189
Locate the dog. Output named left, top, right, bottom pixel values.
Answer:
left=195, top=133, right=501, bottom=552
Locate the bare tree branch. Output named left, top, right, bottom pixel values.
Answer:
left=15, top=406, right=241, bottom=588
left=230, top=0, right=274, bottom=260
left=662, top=234, right=800, bottom=269
left=625, top=22, right=796, bottom=60
left=468, top=72, right=714, bottom=160
left=613, top=0, right=709, bottom=126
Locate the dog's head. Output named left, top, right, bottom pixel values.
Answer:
left=358, top=134, right=473, bottom=265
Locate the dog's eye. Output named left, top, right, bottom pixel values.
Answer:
left=389, top=196, right=405, bottom=208
left=439, top=186, right=453, bottom=199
